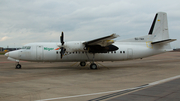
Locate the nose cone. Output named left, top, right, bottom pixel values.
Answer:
left=6, top=51, right=19, bottom=59
left=5, top=53, right=9, bottom=57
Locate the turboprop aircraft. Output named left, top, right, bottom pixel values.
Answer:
left=5, top=12, right=176, bottom=69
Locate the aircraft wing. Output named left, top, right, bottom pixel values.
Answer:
left=83, top=33, right=119, bottom=47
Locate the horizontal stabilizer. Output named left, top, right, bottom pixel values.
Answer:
left=151, top=39, right=176, bottom=45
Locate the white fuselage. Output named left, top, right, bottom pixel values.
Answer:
left=7, top=41, right=167, bottom=62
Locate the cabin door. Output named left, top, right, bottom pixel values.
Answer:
left=127, top=48, right=133, bottom=59
left=36, top=45, right=43, bottom=60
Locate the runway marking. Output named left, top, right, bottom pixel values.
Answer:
left=149, top=75, right=180, bottom=85
left=88, top=84, right=148, bottom=101
left=36, top=75, right=180, bottom=101
left=89, top=75, right=180, bottom=101
left=35, top=86, right=146, bottom=101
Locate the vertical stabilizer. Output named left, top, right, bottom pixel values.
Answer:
left=148, top=12, right=169, bottom=42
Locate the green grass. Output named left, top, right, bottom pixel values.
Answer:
left=0, top=53, right=5, bottom=55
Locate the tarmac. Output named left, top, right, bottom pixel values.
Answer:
left=106, top=77, right=180, bottom=101
left=0, top=52, right=180, bottom=101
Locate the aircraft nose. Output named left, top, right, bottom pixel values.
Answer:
left=5, top=53, right=9, bottom=57
left=7, top=51, right=19, bottom=59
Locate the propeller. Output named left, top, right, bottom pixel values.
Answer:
left=60, top=32, right=66, bottom=59
left=61, top=32, right=64, bottom=45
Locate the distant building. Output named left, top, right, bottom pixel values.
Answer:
left=3, top=48, right=21, bottom=51
left=0, top=47, right=3, bottom=51
left=0, top=47, right=21, bottom=52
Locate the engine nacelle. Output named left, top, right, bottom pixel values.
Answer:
left=65, top=41, right=85, bottom=52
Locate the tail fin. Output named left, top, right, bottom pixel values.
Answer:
left=149, top=12, right=176, bottom=51
left=148, top=12, right=170, bottom=42
left=118, top=12, right=176, bottom=45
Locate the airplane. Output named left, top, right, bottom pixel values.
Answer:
left=5, top=12, right=176, bottom=69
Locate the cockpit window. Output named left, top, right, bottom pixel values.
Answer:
left=26, top=46, right=31, bottom=49
left=22, top=46, right=26, bottom=49
left=22, top=46, right=31, bottom=50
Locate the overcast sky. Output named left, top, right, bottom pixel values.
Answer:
left=0, top=0, right=180, bottom=48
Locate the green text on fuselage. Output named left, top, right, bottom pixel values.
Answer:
left=44, top=47, right=54, bottom=51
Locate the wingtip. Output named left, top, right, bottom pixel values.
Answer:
left=111, top=33, right=120, bottom=38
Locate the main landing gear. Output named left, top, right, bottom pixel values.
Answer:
left=90, top=63, right=97, bottom=69
left=90, top=53, right=97, bottom=69
left=79, top=61, right=98, bottom=70
left=80, top=61, right=86, bottom=67
left=80, top=61, right=97, bottom=70
left=16, top=63, right=21, bottom=69
left=79, top=53, right=98, bottom=70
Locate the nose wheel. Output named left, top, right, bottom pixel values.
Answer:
left=16, top=63, right=21, bottom=69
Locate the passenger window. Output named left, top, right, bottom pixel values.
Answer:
left=123, top=51, right=125, bottom=53
left=120, top=51, right=122, bottom=53
left=56, top=51, right=58, bottom=54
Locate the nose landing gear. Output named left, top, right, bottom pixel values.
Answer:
left=16, top=63, right=21, bottom=69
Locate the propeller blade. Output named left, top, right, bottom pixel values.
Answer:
left=60, top=47, right=63, bottom=59
left=60, top=47, right=66, bottom=59
left=60, top=32, right=66, bottom=59
left=61, top=51, right=63, bottom=59
left=60, top=32, right=64, bottom=45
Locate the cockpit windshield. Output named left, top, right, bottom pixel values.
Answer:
left=22, top=46, right=31, bottom=50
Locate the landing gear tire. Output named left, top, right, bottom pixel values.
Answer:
left=16, top=64, right=21, bottom=69
left=90, top=63, right=97, bottom=70
left=80, top=62, right=86, bottom=67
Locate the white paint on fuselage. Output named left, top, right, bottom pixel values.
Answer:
left=13, top=41, right=165, bottom=62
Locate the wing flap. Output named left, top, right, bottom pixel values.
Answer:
left=83, top=34, right=119, bottom=46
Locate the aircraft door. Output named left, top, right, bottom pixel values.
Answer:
left=127, top=48, right=133, bottom=59
left=36, top=45, right=43, bottom=60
